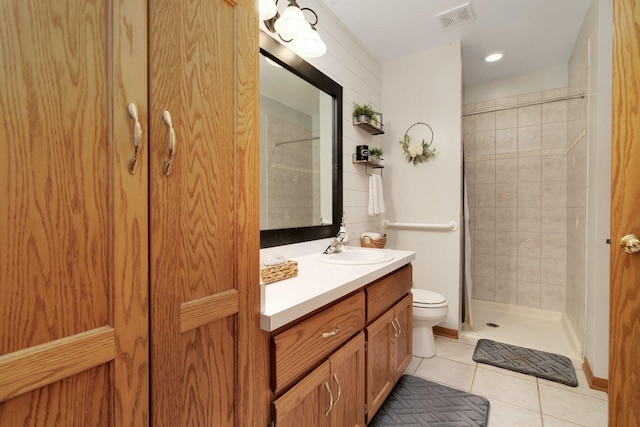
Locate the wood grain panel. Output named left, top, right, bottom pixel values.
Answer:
left=329, top=332, right=366, bottom=426
left=610, top=0, right=640, bottom=424
left=181, top=319, right=236, bottom=427
left=272, top=361, right=329, bottom=427
left=391, top=295, right=413, bottom=381
left=0, top=365, right=111, bottom=426
left=0, top=0, right=110, bottom=355
left=149, top=0, right=247, bottom=424
left=365, top=309, right=394, bottom=422
left=234, top=3, right=270, bottom=427
left=111, top=0, right=150, bottom=424
left=180, top=289, right=238, bottom=332
left=1, top=0, right=149, bottom=423
left=366, top=264, right=412, bottom=323
left=0, top=326, right=115, bottom=403
left=272, top=292, right=365, bottom=394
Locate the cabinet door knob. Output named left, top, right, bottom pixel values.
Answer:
left=324, top=381, right=334, bottom=417
left=162, top=110, right=176, bottom=176
left=127, top=103, right=143, bottom=174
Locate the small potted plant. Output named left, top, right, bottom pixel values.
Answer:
left=353, top=103, right=384, bottom=134
left=368, top=147, right=384, bottom=165
left=352, top=102, right=376, bottom=123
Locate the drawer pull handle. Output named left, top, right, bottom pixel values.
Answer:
left=162, top=110, right=177, bottom=176
left=127, top=103, right=143, bottom=174
left=322, top=325, right=340, bottom=338
left=391, top=319, right=399, bottom=341
left=324, top=381, right=334, bottom=416
left=333, top=373, right=342, bottom=405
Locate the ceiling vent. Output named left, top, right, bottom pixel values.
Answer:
left=435, top=3, right=475, bottom=29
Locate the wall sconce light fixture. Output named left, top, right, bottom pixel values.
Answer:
left=260, top=0, right=327, bottom=58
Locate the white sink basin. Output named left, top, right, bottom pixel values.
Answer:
left=318, top=248, right=394, bottom=265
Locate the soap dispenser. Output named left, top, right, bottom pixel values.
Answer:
left=336, top=217, right=349, bottom=245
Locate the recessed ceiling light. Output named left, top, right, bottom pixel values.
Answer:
left=484, top=52, right=504, bottom=63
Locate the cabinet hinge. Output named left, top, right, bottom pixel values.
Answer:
left=364, top=341, right=368, bottom=352
left=364, top=404, right=368, bottom=415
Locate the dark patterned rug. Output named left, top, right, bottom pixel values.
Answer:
left=472, top=338, right=578, bottom=387
left=369, top=375, right=490, bottom=427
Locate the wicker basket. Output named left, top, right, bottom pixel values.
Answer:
left=360, top=235, right=387, bottom=248
left=260, top=260, right=298, bottom=284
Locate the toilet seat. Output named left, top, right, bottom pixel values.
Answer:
left=411, top=288, right=448, bottom=308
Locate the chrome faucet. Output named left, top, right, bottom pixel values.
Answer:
left=323, top=220, right=349, bottom=254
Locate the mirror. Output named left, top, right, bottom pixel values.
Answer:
left=260, top=32, right=343, bottom=248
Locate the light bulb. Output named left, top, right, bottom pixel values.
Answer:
left=274, top=4, right=310, bottom=40
left=291, top=27, right=327, bottom=58
left=259, top=0, right=277, bottom=21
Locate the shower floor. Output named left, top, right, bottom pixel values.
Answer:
left=460, top=299, right=582, bottom=361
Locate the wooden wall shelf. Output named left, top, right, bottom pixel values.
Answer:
left=353, top=114, right=384, bottom=135
left=353, top=157, right=384, bottom=176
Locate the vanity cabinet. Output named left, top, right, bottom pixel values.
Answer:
left=365, top=295, right=413, bottom=421
left=271, top=292, right=366, bottom=393
left=269, top=264, right=412, bottom=426
left=272, top=332, right=366, bottom=427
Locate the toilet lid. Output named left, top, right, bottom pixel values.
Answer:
left=411, top=288, right=447, bottom=306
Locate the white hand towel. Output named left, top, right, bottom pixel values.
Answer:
left=260, top=253, right=287, bottom=268
left=362, top=231, right=382, bottom=240
left=368, top=174, right=386, bottom=216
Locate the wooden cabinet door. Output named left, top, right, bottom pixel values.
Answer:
left=148, top=0, right=264, bottom=426
left=610, top=0, right=640, bottom=422
left=329, top=332, right=366, bottom=427
left=365, top=310, right=394, bottom=421
left=391, top=295, right=413, bottom=382
left=273, top=362, right=331, bottom=427
left=0, top=0, right=148, bottom=425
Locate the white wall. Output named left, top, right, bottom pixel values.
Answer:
left=381, top=43, right=463, bottom=330
left=464, top=65, right=568, bottom=104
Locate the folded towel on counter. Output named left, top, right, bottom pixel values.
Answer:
left=260, top=253, right=287, bottom=268
left=368, top=174, right=385, bottom=216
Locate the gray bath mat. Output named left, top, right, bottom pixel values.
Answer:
left=369, top=375, right=490, bottom=426
left=473, top=339, right=578, bottom=387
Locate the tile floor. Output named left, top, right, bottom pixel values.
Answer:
left=404, top=336, right=608, bottom=427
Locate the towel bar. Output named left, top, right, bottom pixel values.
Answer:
left=382, top=220, right=458, bottom=231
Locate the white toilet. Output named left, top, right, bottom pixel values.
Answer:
left=411, top=288, right=449, bottom=358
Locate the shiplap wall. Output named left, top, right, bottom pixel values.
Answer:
left=263, top=0, right=386, bottom=246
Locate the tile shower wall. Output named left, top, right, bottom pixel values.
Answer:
left=566, top=37, right=589, bottom=344
left=463, top=89, right=569, bottom=311
left=265, top=115, right=318, bottom=229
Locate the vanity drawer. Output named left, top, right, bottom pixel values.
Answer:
left=366, top=264, right=412, bottom=323
left=271, top=291, right=365, bottom=394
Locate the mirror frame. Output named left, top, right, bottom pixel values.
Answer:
left=259, top=31, right=343, bottom=248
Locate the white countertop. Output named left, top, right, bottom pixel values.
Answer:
left=260, top=248, right=416, bottom=331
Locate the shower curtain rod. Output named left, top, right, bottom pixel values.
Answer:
left=462, top=93, right=585, bottom=116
